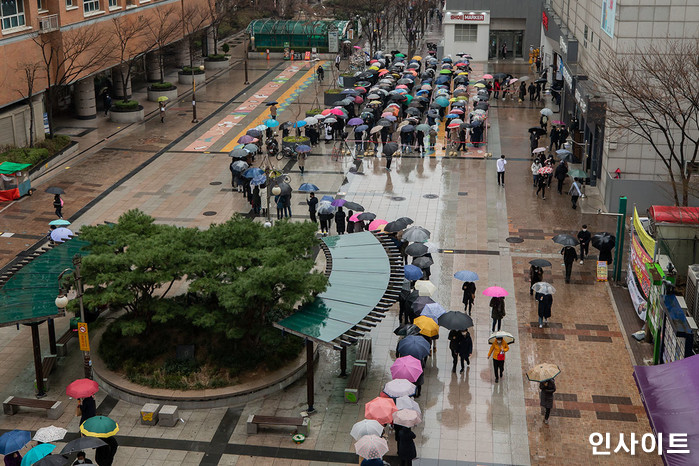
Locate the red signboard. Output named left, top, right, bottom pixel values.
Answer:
left=542, top=11, right=549, bottom=31
left=449, top=14, right=485, bottom=22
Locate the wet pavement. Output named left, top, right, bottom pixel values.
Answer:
left=0, top=20, right=661, bottom=466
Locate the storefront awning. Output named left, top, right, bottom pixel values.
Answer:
left=649, top=206, right=699, bottom=225
left=634, top=354, right=699, bottom=465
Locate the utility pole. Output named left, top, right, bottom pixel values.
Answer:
left=244, top=34, right=250, bottom=85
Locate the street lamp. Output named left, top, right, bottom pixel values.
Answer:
left=56, top=254, right=92, bottom=379
left=267, top=183, right=281, bottom=224
left=191, top=64, right=205, bottom=123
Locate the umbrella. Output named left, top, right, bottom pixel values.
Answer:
left=592, top=232, right=616, bottom=250
left=383, top=379, right=416, bottom=398
left=405, top=243, right=428, bottom=257
left=80, top=416, right=119, bottom=438
left=414, top=280, right=436, bottom=297
left=33, top=456, right=70, bottom=466
left=295, top=145, right=311, bottom=153
left=519, top=75, right=530, bottom=81
left=49, top=219, right=71, bottom=226
left=384, top=219, right=408, bottom=233
left=59, top=437, right=106, bottom=455
left=317, top=202, right=336, bottom=215
left=45, top=187, right=64, bottom=195
left=482, top=286, right=509, bottom=297
left=66, top=378, right=99, bottom=398
left=50, top=227, right=73, bottom=243
left=535, top=78, right=547, bottom=83
left=264, top=119, right=279, bottom=128
left=244, top=143, right=259, bottom=153
left=533, top=147, right=546, bottom=154
left=367, top=219, right=387, bottom=231
left=540, top=108, right=553, bottom=117
left=414, top=315, right=439, bottom=337
left=364, top=398, right=398, bottom=425
left=528, top=127, right=547, bottom=136
left=0, top=430, right=31, bottom=455
left=246, top=129, right=262, bottom=137
left=538, top=166, right=553, bottom=175
left=229, top=148, right=248, bottom=159
left=531, top=282, right=556, bottom=295
left=552, top=234, right=579, bottom=246
left=320, top=195, right=335, bottom=203
left=298, top=183, right=319, bottom=192
left=243, top=167, right=264, bottom=179
left=354, top=434, right=389, bottom=459
left=350, top=420, right=383, bottom=441
left=324, top=117, right=338, bottom=124
left=394, top=324, right=421, bottom=336
left=421, top=302, right=447, bottom=320
left=396, top=396, right=421, bottom=414
left=397, top=335, right=431, bottom=359
left=348, top=117, right=364, bottom=126
left=568, top=169, right=587, bottom=179
left=393, top=409, right=422, bottom=428
left=412, top=256, right=433, bottom=269
left=230, top=160, right=248, bottom=172
left=250, top=175, right=266, bottom=186
left=556, top=149, right=573, bottom=157
left=454, top=270, right=479, bottom=282
left=265, top=101, right=278, bottom=106
left=357, top=212, right=376, bottom=221
left=33, top=426, right=67, bottom=443
left=403, top=226, right=430, bottom=242
left=294, top=120, right=307, bottom=128
left=383, top=142, right=399, bottom=156
left=526, top=363, right=561, bottom=382
left=355, top=125, right=369, bottom=133
left=370, top=125, right=383, bottom=134
left=411, top=296, right=434, bottom=314
left=529, top=259, right=552, bottom=267
left=400, top=125, right=415, bottom=133
left=21, top=444, right=55, bottom=466
left=404, top=264, right=423, bottom=281
left=415, top=124, right=431, bottom=133
left=438, top=311, right=473, bottom=330
left=343, top=201, right=364, bottom=211
left=156, top=96, right=169, bottom=103
left=434, top=96, right=450, bottom=107
left=390, top=356, right=423, bottom=382
left=304, top=117, right=319, bottom=125
left=488, top=331, right=515, bottom=344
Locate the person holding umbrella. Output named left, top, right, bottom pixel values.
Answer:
left=577, top=224, right=591, bottom=264
left=536, top=168, right=548, bottom=199
left=569, top=177, right=582, bottom=209
left=448, top=328, right=472, bottom=373
left=4, top=451, right=22, bottom=466
left=53, top=194, right=63, bottom=219
left=306, top=192, right=318, bottom=223
left=548, top=125, right=559, bottom=153
left=554, top=160, right=568, bottom=194
left=561, top=246, right=578, bottom=283
left=487, top=335, right=509, bottom=383
left=489, top=296, right=506, bottom=332
left=268, top=103, right=277, bottom=120
left=533, top=283, right=555, bottom=327
left=530, top=265, right=543, bottom=296
left=531, top=157, right=542, bottom=187
left=462, top=281, right=476, bottom=315
left=540, top=379, right=557, bottom=424
left=346, top=210, right=355, bottom=233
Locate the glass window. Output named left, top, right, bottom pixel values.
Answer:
left=108, top=0, right=117, bottom=6
left=454, top=24, right=477, bottom=42
left=66, top=0, right=73, bottom=6
left=38, top=0, right=43, bottom=9
left=83, top=0, right=99, bottom=13
left=1, top=0, right=26, bottom=30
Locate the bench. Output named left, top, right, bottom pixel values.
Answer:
left=41, top=355, right=57, bottom=387
left=354, top=337, right=372, bottom=376
left=246, top=414, right=309, bottom=435
left=3, top=396, right=65, bottom=420
left=344, top=364, right=366, bottom=403
left=56, top=330, right=76, bottom=357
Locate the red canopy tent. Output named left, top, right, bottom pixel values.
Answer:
left=649, top=206, right=699, bottom=225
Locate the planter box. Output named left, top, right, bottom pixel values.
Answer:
left=147, top=86, right=178, bottom=102
left=178, top=72, right=206, bottom=85
left=339, top=75, right=357, bottom=88
left=205, top=58, right=230, bottom=71
left=28, top=141, right=79, bottom=182
left=282, top=137, right=310, bottom=151
left=109, top=106, right=145, bottom=123
left=324, top=91, right=342, bottom=106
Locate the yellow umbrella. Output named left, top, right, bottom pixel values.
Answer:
left=369, top=100, right=382, bottom=105
left=474, top=83, right=486, bottom=88
left=457, top=72, right=469, bottom=76
left=449, top=97, right=457, bottom=102
left=369, top=66, right=379, bottom=71
left=414, top=316, right=439, bottom=338
left=412, top=55, right=422, bottom=61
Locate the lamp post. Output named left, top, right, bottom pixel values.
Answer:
left=56, top=254, right=92, bottom=379
left=191, top=64, right=205, bottom=123
left=244, top=34, right=250, bottom=85
left=267, top=181, right=281, bottom=224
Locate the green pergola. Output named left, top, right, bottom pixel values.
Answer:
left=275, top=231, right=402, bottom=411
left=247, top=19, right=349, bottom=52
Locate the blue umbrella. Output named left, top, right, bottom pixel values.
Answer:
left=320, top=195, right=335, bottom=203
left=421, top=302, right=447, bottom=320
left=243, top=167, right=264, bottom=179
left=264, top=119, right=280, bottom=128
left=295, top=145, right=311, bottom=153
left=446, top=113, right=458, bottom=119
left=0, top=430, right=31, bottom=455
left=244, top=143, right=259, bottom=153
left=434, top=96, right=450, bottom=107
left=294, top=120, right=307, bottom=128
left=317, top=202, right=336, bottom=215
left=454, top=270, right=479, bottom=281
left=250, top=174, right=266, bottom=186
left=397, top=335, right=431, bottom=359
left=20, top=444, right=55, bottom=466
left=355, top=125, right=369, bottom=132
left=404, top=264, right=423, bottom=281
left=298, top=183, right=319, bottom=192
left=48, top=219, right=71, bottom=226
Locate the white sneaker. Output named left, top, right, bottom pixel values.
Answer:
left=539, top=324, right=543, bottom=328
left=580, top=260, right=584, bottom=265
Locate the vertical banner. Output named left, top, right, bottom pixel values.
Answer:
left=77, top=322, right=90, bottom=351
left=601, top=0, right=617, bottom=37
left=596, top=261, right=608, bottom=281
left=328, top=29, right=339, bottom=53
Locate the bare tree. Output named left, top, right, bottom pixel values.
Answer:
left=595, top=39, right=699, bottom=206
left=145, top=5, right=181, bottom=83
left=110, top=15, right=152, bottom=102
left=204, top=0, right=228, bottom=54
left=15, top=62, right=42, bottom=147
left=180, top=3, right=209, bottom=67
left=33, top=25, right=109, bottom=137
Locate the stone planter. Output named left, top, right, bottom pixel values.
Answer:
left=339, top=74, right=357, bottom=88
left=324, top=91, right=343, bottom=106
left=147, top=86, right=178, bottom=102
left=178, top=72, right=206, bottom=85
left=282, top=137, right=310, bottom=151
left=204, top=58, right=230, bottom=71
left=109, top=106, right=145, bottom=123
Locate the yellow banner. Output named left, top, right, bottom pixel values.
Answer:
left=633, top=207, right=656, bottom=256
left=78, top=322, right=90, bottom=352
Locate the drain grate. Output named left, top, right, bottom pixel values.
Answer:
left=423, top=194, right=439, bottom=199
left=506, top=237, right=524, bottom=243
left=391, top=196, right=406, bottom=201
left=203, top=211, right=217, bottom=216
left=209, top=181, right=222, bottom=185
left=458, top=192, right=468, bottom=196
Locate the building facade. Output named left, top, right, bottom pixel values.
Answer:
left=0, top=0, right=211, bottom=147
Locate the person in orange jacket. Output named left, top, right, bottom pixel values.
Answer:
left=487, top=336, right=509, bottom=383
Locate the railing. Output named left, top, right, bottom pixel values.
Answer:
left=38, top=14, right=58, bottom=33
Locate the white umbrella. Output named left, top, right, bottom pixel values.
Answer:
left=415, top=280, right=437, bottom=297
left=383, top=379, right=416, bottom=398
left=392, top=408, right=422, bottom=427
left=531, top=282, right=556, bottom=295
left=304, top=117, right=319, bottom=125
left=540, top=108, right=553, bottom=117
left=354, top=434, right=389, bottom=459
left=395, top=395, right=421, bottom=415
left=350, top=419, right=384, bottom=441
left=33, top=426, right=67, bottom=443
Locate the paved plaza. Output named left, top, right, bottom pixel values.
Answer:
left=0, top=22, right=661, bottom=466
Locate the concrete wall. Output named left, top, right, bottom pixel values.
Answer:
left=0, top=97, right=45, bottom=147
left=442, top=23, right=490, bottom=61
left=602, top=172, right=699, bottom=213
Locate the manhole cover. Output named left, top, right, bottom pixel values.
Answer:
left=177, top=113, right=187, bottom=116
left=209, top=181, right=222, bottom=185
left=391, top=196, right=406, bottom=201
left=458, top=192, right=468, bottom=196
left=506, top=237, right=524, bottom=243
left=203, top=211, right=217, bottom=216
left=423, top=194, right=439, bottom=199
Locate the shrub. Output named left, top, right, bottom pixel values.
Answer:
left=325, top=88, right=342, bottom=94
left=113, top=100, right=140, bottom=111
left=206, top=54, right=227, bottom=61
left=340, top=72, right=356, bottom=77
left=0, top=135, right=70, bottom=167
left=282, top=136, right=310, bottom=143
left=150, top=82, right=174, bottom=91
left=221, top=43, right=230, bottom=53
left=305, top=108, right=322, bottom=116
left=181, top=66, right=205, bottom=74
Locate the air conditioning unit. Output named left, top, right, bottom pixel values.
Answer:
left=38, top=14, right=58, bottom=33
left=686, top=265, right=699, bottom=323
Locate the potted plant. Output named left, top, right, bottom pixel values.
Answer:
left=178, top=65, right=206, bottom=85
left=282, top=135, right=310, bottom=151
left=339, top=72, right=358, bottom=88
left=147, top=81, right=178, bottom=102
left=204, top=53, right=230, bottom=71
left=324, top=88, right=342, bottom=106
left=305, top=108, right=322, bottom=117
left=109, top=99, right=144, bottom=123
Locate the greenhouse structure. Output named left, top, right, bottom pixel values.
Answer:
left=247, top=19, right=351, bottom=53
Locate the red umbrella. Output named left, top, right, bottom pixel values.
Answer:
left=365, top=397, right=398, bottom=425
left=66, top=379, right=99, bottom=398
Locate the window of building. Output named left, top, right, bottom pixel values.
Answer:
left=454, top=24, right=477, bottom=42
left=1, top=0, right=26, bottom=30
left=38, top=0, right=43, bottom=9
left=83, top=0, right=99, bottom=13
left=108, top=0, right=117, bottom=7
left=66, top=0, right=73, bottom=6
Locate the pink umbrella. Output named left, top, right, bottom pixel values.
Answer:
left=508, top=78, right=519, bottom=84
left=238, top=135, right=258, bottom=144
left=354, top=434, right=389, bottom=459
left=329, top=108, right=344, bottom=116
left=355, top=87, right=367, bottom=93
left=396, top=84, right=408, bottom=89
left=393, top=408, right=422, bottom=427
left=482, top=286, right=509, bottom=297
left=379, top=70, right=389, bottom=76
left=365, top=397, right=397, bottom=425
left=368, top=219, right=388, bottom=231
left=552, top=120, right=565, bottom=125
left=381, top=112, right=393, bottom=118
left=390, top=356, right=423, bottom=382
left=354, top=96, right=364, bottom=104
left=321, top=109, right=334, bottom=116
left=354, top=45, right=362, bottom=49
left=450, top=108, right=464, bottom=114
left=383, top=379, right=416, bottom=398
left=482, top=74, right=493, bottom=79
left=447, top=123, right=460, bottom=129
left=350, top=213, right=361, bottom=222
left=538, top=166, right=554, bottom=175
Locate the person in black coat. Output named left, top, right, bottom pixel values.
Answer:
left=548, top=125, right=559, bottom=152
left=540, top=379, right=556, bottom=424
left=397, top=427, right=417, bottom=465
left=537, top=292, right=553, bottom=327
left=306, top=192, right=318, bottom=223
left=252, top=186, right=261, bottom=215
left=554, top=161, right=568, bottom=194
left=518, top=81, right=527, bottom=101
left=448, top=329, right=473, bottom=373
left=561, top=246, right=578, bottom=283
left=334, top=206, right=346, bottom=234
left=577, top=225, right=591, bottom=264
left=462, top=281, right=476, bottom=315
left=529, top=265, right=543, bottom=296
left=319, top=212, right=333, bottom=235
left=78, top=396, right=96, bottom=427
left=95, top=436, right=118, bottom=466
left=346, top=209, right=355, bottom=233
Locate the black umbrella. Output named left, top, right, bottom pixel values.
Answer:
left=357, top=212, right=376, bottom=221
left=592, top=232, right=616, bottom=250
left=60, top=437, right=107, bottom=455
left=277, top=181, right=292, bottom=196
left=438, top=311, right=474, bottom=330
left=45, top=187, right=65, bottom=195
left=343, top=201, right=364, bottom=212
left=475, top=102, right=489, bottom=110
left=405, top=108, right=421, bottom=116
left=552, top=234, right=579, bottom=246
left=397, top=216, right=414, bottom=225
left=247, top=129, right=262, bottom=137
left=394, top=324, right=422, bottom=336
left=410, top=296, right=435, bottom=313
left=529, top=259, right=552, bottom=267
left=412, top=256, right=434, bottom=269
left=384, top=219, right=409, bottom=232
left=377, top=119, right=392, bottom=127
left=265, top=101, right=278, bottom=106
left=405, top=243, right=428, bottom=257
left=535, top=78, right=547, bottom=83
left=34, top=456, right=69, bottom=466
left=528, top=127, right=547, bottom=135
left=493, top=72, right=507, bottom=79
left=383, top=142, right=399, bottom=156
left=400, top=125, right=415, bottom=133
left=427, top=109, right=439, bottom=118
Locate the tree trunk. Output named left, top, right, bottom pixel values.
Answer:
left=28, top=95, right=35, bottom=147
left=45, top=90, right=55, bottom=139
left=159, top=50, right=165, bottom=83
left=683, top=175, right=689, bottom=206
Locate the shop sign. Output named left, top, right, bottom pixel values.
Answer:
left=575, top=88, right=587, bottom=114
left=559, top=36, right=568, bottom=55
left=596, top=261, right=608, bottom=281
left=542, top=11, right=549, bottom=31
left=449, top=13, right=486, bottom=22
left=561, top=64, right=573, bottom=89
left=627, top=263, right=648, bottom=321
left=633, top=207, right=656, bottom=256
left=630, top=232, right=652, bottom=298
